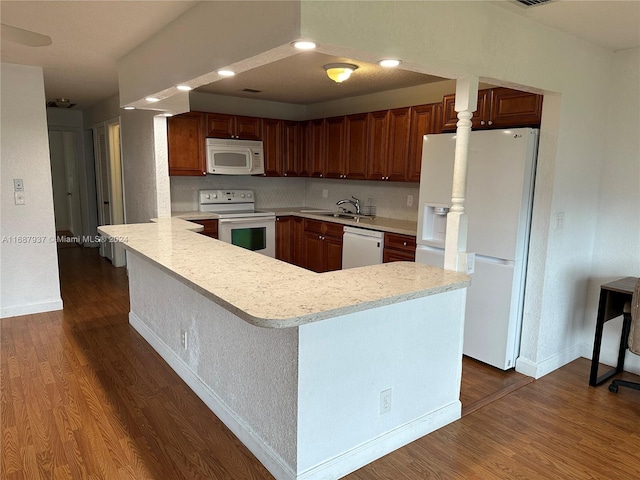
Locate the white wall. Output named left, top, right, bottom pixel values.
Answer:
left=584, top=48, right=640, bottom=374
left=120, top=110, right=163, bottom=223
left=1, top=63, right=62, bottom=318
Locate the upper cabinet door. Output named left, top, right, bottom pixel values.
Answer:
left=282, top=121, right=301, bottom=177
left=205, top=113, right=235, bottom=138
left=305, top=119, right=326, bottom=178
left=367, top=110, right=390, bottom=181
left=167, top=112, right=206, bottom=176
left=344, top=113, right=368, bottom=180
left=324, top=116, right=346, bottom=179
left=386, top=107, right=411, bottom=182
left=262, top=118, right=282, bottom=177
left=488, top=88, right=543, bottom=128
left=407, top=104, right=437, bottom=182
left=205, top=113, right=262, bottom=139
left=235, top=115, right=262, bottom=140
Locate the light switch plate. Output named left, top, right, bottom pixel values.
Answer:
left=13, top=178, right=24, bottom=191
left=14, top=192, right=25, bottom=205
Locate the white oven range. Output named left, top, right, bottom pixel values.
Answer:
left=199, top=189, right=275, bottom=257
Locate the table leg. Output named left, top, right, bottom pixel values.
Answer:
left=589, top=289, right=608, bottom=386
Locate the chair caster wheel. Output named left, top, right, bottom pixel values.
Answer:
left=608, top=384, right=618, bottom=393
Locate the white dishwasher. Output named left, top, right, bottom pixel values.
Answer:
left=342, top=226, right=384, bottom=269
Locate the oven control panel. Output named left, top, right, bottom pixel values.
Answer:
left=199, top=189, right=254, bottom=205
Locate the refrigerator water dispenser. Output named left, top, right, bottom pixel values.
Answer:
left=419, top=203, right=449, bottom=244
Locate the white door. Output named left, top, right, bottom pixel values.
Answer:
left=49, top=130, right=82, bottom=236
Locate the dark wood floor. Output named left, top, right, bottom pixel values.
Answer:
left=2, top=247, right=640, bottom=479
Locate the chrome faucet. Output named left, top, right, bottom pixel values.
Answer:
left=336, top=196, right=361, bottom=214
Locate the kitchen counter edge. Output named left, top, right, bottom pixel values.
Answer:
left=98, top=217, right=468, bottom=329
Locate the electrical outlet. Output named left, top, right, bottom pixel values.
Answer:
left=181, top=330, right=188, bottom=349
left=407, top=195, right=413, bottom=207
left=14, top=192, right=25, bottom=205
left=379, top=388, right=392, bottom=415
left=322, top=189, right=328, bottom=198
left=555, top=212, right=565, bottom=230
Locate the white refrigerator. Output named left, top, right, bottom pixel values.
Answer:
left=415, top=128, right=539, bottom=370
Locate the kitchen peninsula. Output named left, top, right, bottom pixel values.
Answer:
left=99, top=218, right=469, bottom=480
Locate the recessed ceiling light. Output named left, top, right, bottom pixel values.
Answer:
left=145, top=97, right=160, bottom=102
left=293, top=40, right=316, bottom=50
left=162, top=113, right=173, bottom=117
left=217, top=70, right=235, bottom=77
left=123, top=106, right=135, bottom=110
left=378, top=59, right=402, bottom=68
left=176, top=85, right=192, bottom=91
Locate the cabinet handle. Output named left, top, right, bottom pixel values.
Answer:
left=488, top=120, right=493, bottom=126
left=403, top=242, right=407, bottom=246
left=284, top=173, right=288, bottom=176
left=320, top=174, right=323, bottom=178
left=480, top=121, right=485, bottom=125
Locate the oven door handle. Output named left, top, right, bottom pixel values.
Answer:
left=218, top=217, right=274, bottom=224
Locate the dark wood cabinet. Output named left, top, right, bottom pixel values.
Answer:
left=407, top=104, right=438, bottom=182
left=167, top=112, right=206, bottom=176
left=489, top=87, right=544, bottom=128
left=276, top=216, right=292, bottom=262
left=367, top=110, right=390, bottom=181
left=205, top=113, right=262, bottom=140
left=282, top=121, right=301, bottom=177
left=441, top=88, right=542, bottom=132
left=304, top=119, right=326, bottom=178
left=344, top=113, right=368, bottom=180
left=262, top=118, right=282, bottom=176
left=276, top=216, right=305, bottom=266
left=383, top=232, right=416, bottom=263
left=386, top=107, right=412, bottom=182
left=303, top=219, right=343, bottom=272
left=190, top=219, right=219, bottom=239
left=324, top=116, right=346, bottom=179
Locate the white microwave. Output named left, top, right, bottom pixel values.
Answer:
left=205, top=138, right=265, bottom=175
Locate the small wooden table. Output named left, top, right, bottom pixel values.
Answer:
left=589, top=277, right=637, bottom=386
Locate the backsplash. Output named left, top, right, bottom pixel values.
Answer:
left=304, top=179, right=420, bottom=221
left=170, top=176, right=420, bottom=221
left=170, top=176, right=306, bottom=211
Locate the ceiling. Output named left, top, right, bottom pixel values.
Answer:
left=195, top=52, right=445, bottom=105
left=1, top=1, right=638, bottom=110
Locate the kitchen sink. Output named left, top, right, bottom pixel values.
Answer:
left=300, top=210, right=374, bottom=221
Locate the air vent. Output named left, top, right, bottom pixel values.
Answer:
left=514, top=0, right=553, bottom=7
left=242, top=88, right=262, bottom=93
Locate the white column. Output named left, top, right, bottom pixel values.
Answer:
left=444, top=76, right=478, bottom=272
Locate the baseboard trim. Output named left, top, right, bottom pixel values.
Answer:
left=516, top=343, right=583, bottom=379
left=1, top=298, right=63, bottom=319
left=129, top=311, right=296, bottom=480
left=297, top=402, right=461, bottom=480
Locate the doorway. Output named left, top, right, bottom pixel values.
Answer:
left=93, top=118, right=126, bottom=267
left=49, top=130, right=83, bottom=238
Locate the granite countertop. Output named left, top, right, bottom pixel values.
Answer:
left=174, top=207, right=418, bottom=236
left=99, top=218, right=468, bottom=328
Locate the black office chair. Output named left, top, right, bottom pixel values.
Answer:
left=609, top=277, right=640, bottom=394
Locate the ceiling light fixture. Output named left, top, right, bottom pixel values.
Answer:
left=293, top=40, right=316, bottom=50
left=176, top=85, right=192, bottom=91
left=378, top=59, right=402, bottom=68
left=324, top=63, right=358, bottom=83
left=217, top=70, right=235, bottom=77
left=145, top=96, right=160, bottom=102
left=123, top=106, right=136, bottom=110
